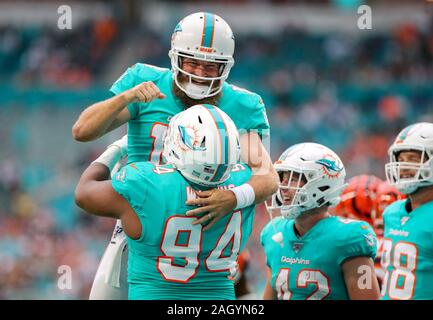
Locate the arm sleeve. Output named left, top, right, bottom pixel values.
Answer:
left=109, top=64, right=139, bottom=119
left=337, top=222, right=378, bottom=265
left=111, top=163, right=148, bottom=211
left=112, top=163, right=153, bottom=242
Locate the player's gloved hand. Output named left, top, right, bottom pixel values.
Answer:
left=185, top=189, right=237, bottom=231
left=123, top=81, right=166, bottom=103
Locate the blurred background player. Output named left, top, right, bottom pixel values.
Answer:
left=75, top=104, right=257, bottom=299
left=261, top=143, right=380, bottom=300
left=374, top=181, right=406, bottom=236
left=381, top=122, right=433, bottom=300
left=72, top=12, right=277, bottom=299
left=333, top=175, right=383, bottom=226
left=233, top=250, right=258, bottom=300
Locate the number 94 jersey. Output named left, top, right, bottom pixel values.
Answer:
left=111, top=162, right=255, bottom=300
left=381, top=199, right=433, bottom=300
left=261, top=216, right=377, bottom=300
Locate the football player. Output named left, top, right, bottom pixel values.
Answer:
left=75, top=104, right=256, bottom=299
left=333, top=175, right=384, bottom=285
left=261, top=143, right=380, bottom=300
left=381, top=122, right=433, bottom=300
left=72, top=12, right=278, bottom=298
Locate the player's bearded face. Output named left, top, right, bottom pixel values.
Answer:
left=279, top=171, right=306, bottom=205
left=172, top=58, right=223, bottom=108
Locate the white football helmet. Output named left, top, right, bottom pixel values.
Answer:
left=266, top=143, right=347, bottom=220
left=163, top=104, right=240, bottom=186
left=168, top=12, right=235, bottom=100
left=385, top=122, right=433, bottom=194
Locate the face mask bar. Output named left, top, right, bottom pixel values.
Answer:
left=385, top=160, right=432, bottom=193
left=169, top=50, right=234, bottom=99
left=276, top=170, right=309, bottom=209
left=385, top=146, right=433, bottom=192
left=265, top=168, right=312, bottom=220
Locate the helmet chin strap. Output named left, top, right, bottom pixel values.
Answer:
left=264, top=197, right=285, bottom=247
left=183, top=82, right=211, bottom=100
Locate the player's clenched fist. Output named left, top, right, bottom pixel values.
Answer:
left=123, top=81, right=166, bottom=103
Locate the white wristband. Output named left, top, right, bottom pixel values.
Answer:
left=92, top=145, right=123, bottom=172
left=231, top=183, right=255, bottom=210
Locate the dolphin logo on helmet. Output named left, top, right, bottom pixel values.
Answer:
left=178, top=125, right=206, bottom=151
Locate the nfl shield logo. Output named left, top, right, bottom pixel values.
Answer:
left=292, top=242, right=304, bottom=253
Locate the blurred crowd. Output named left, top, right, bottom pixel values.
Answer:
left=1, top=13, right=433, bottom=298
left=0, top=17, right=119, bottom=87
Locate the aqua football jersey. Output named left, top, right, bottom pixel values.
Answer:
left=261, top=216, right=377, bottom=300
left=110, top=63, right=270, bottom=164
left=111, top=162, right=255, bottom=300
left=381, top=199, right=433, bottom=300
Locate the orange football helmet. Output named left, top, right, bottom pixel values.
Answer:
left=334, top=175, right=383, bottom=226
left=233, top=250, right=251, bottom=285
left=373, top=181, right=406, bottom=232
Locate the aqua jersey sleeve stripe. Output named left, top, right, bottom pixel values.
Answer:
left=201, top=12, right=215, bottom=48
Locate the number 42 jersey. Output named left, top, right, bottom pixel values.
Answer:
left=111, top=162, right=255, bottom=300
left=381, top=199, right=433, bottom=300
left=261, top=216, right=377, bottom=300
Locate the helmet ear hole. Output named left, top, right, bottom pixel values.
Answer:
left=317, top=197, right=326, bottom=206
left=421, top=168, right=431, bottom=179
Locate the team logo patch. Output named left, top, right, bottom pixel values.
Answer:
left=174, top=23, right=182, bottom=33
left=395, top=124, right=416, bottom=144
left=364, top=233, right=376, bottom=247
left=315, top=154, right=343, bottom=178
left=400, top=216, right=410, bottom=226
left=115, top=168, right=126, bottom=183
left=171, top=23, right=182, bottom=42
left=292, top=242, right=304, bottom=253
left=178, top=125, right=206, bottom=151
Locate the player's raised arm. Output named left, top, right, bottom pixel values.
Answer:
left=341, top=256, right=381, bottom=300
left=72, top=81, right=165, bottom=142
left=239, top=131, right=279, bottom=203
